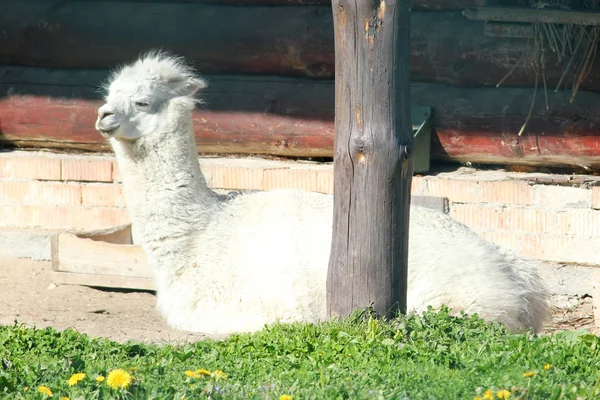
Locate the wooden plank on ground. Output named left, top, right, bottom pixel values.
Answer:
left=52, top=233, right=151, bottom=278
left=50, top=271, right=156, bottom=291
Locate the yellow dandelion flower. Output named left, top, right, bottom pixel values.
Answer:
left=68, top=372, right=86, bottom=386
left=38, top=386, right=53, bottom=397
left=544, top=363, right=552, bottom=371
left=483, top=390, right=494, bottom=400
left=185, top=370, right=199, bottom=378
left=523, top=370, right=536, bottom=378
left=496, top=389, right=511, bottom=399
left=280, top=395, right=293, bottom=400
left=60, top=397, right=70, bottom=400
left=196, top=369, right=211, bottom=376
left=474, top=397, right=482, bottom=400
left=106, top=368, right=132, bottom=390
left=23, top=387, right=29, bottom=392
left=96, top=375, right=105, bottom=383
left=211, top=370, right=228, bottom=380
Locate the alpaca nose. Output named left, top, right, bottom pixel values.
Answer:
left=95, top=104, right=120, bottom=135
left=98, top=106, right=114, bottom=121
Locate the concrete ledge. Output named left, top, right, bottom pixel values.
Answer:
left=0, top=228, right=56, bottom=261
left=539, top=262, right=600, bottom=297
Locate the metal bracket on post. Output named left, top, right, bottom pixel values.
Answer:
left=411, top=106, right=432, bottom=174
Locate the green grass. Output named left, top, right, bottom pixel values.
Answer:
left=0, top=307, right=599, bottom=399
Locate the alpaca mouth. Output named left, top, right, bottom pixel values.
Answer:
left=98, top=127, right=118, bottom=138
left=96, top=122, right=120, bottom=137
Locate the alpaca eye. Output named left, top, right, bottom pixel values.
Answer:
left=135, top=101, right=150, bottom=108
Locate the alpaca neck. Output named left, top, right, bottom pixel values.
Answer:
left=110, top=114, right=218, bottom=268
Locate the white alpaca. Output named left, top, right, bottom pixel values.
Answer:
left=95, top=52, right=550, bottom=335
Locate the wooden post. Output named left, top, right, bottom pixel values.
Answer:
left=326, top=0, right=413, bottom=319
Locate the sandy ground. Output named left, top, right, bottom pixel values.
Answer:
left=0, top=256, right=597, bottom=345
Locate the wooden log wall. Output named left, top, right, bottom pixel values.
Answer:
left=1, top=0, right=600, bottom=168
left=3, top=68, right=600, bottom=168
left=2, top=1, right=597, bottom=90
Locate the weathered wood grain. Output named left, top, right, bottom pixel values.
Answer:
left=326, top=0, right=412, bottom=318
left=1, top=2, right=597, bottom=90
left=2, top=68, right=600, bottom=168
left=16, top=0, right=489, bottom=10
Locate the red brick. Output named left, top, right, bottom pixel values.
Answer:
left=62, top=158, right=113, bottom=182
left=500, top=208, right=554, bottom=233
left=423, top=179, right=482, bottom=203
left=81, top=184, right=126, bottom=207
left=534, top=185, right=591, bottom=209
left=71, top=207, right=131, bottom=230
left=0, top=155, right=61, bottom=180
left=540, top=235, right=600, bottom=264
left=556, top=210, right=600, bottom=237
left=112, top=161, right=122, bottom=183
left=32, top=182, right=82, bottom=206
left=449, top=204, right=503, bottom=231
left=480, top=231, right=543, bottom=259
left=204, top=166, right=264, bottom=191
left=315, top=170, right=333, bottom=194
left=593, top=187, right=600, bottom=210
left=0, top=205, right=72, bottom=229
left=0, top=182, right=28, bottom=204
left=36, top=206, right=73, bottom=228
left=514, top=234, right=544, bottom=259
left=0, top=181, right=81, bottom=206
left=0, top=205, right=22, bottom=227
left=480, top=181, right=534, bottom=205
left=262, top=169, right=318, bottom=192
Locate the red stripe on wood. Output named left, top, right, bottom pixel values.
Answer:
left=3, top=79, right=600, bottom=168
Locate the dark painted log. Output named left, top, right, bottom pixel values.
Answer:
left=1, top=1, right=335, bottom=78
left=195, top=0, right=488, bottom=9
left=327, top=0, right=412, bottom=319
left=2, top=2, right=598, bottom=91
left=2, top=68, right=600, bottom=169
left=409, top=12, right=600, bottom=91
left=0, top=69, right=336, bottom=156
left=10, top=0, right=488, bottom=10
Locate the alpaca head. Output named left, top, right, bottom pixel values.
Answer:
left=95, top=51, right=207, bottom=141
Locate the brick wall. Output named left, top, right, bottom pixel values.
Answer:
left=1, top=150, right=599, bottom=266
left=412, top=173, right=600, bottom=265
left=0, top=152, right=127, bottom=230
left=0, top=151, right=334, bottom=231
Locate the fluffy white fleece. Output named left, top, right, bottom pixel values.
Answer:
left=95, top=51, right=551, bottom=335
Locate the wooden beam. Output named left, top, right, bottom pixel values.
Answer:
left=6, top=0, right=487, bottom=10
left=197, top=0, right=489, bottom=9
left=3, top=70, right=600, bottom=169
left=327, top=0, right=412, bottom=319
left=463, top=7, right=600, bottom=26
left=2, top=4, right=599, bottom=91
left=0, top=1, right=335, bottom=77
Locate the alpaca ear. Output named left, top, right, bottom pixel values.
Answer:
left=183, top=77, right=207, bottom=96
left=169, top=76, right=207, bottom=97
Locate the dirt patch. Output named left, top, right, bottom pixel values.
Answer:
left=546, top=294, right=599, bottom=335
left=0, top=256, right=597, bottom=344
left=0, top=257, right=217, bottom=344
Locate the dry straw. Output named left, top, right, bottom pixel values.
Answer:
left=497, top=0, right=600, bottom=135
